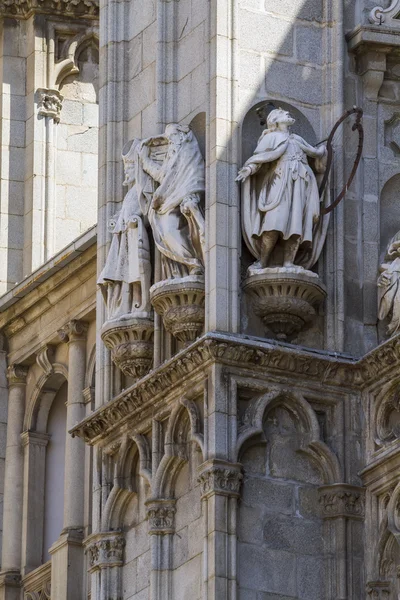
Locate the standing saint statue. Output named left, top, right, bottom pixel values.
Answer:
left=98, top=139, right=152, bottom=321
left=237, top=108, right=328, bottom=271
left=139, top=123, right=206, bottom=280
left=378, top=231, right=400, bottom=336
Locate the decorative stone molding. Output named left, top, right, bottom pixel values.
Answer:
left=150, top=276, right=205, bottom=344
left=58, top=319, right=89, bottom=344
left=7, top=364, right=28, bottom=386
left=70, top=332, right=400, bottom=444
left=369, top=1, right=400, bottom=25
left=101, top=317, right=154, bottom=380
left=0, top=0, right=99, bottom=18
left=243, top=269, right=326, bottom=340
left=22, top=561, right=51, bottom=600
left=36, top=345, right=54, bottom=378
left=318, top=484, right=366, bottom=520
left=366, top=581, right=391, bottom=598
left=198, top=459, right=243, bottom=499
left=84, top=531, right=125, bottom=573
left=21, top=431, right=51, bottom=448
left=146, top=499, right=176, bottom=535
left=37, top=88, right=63, bottom=123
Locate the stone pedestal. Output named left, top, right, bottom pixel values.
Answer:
left=150, top=276, right=205, bottom=344
left=243, top=267, right=326, bottom=340
left=49, top=531, right=84, bottom=600
left=101, top=317, right=154, bottom=380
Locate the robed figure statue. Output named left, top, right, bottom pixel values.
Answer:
left=98, top=139, right=152, bottom=321
left=139, top=123, right=206, bottom=280
left=378, top=231, right=400, bottom=336
left=237, top=108, right=328, bottom=271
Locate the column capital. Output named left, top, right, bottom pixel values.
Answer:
left=7, top=364, right=28, bottom=386
left=84, top=531, right=125, bottom=573
left=366, top=581, right=391, bottom=598
left=58, top=320, right=89, bottom=344
left=37, top=88, right=64, bottom=123
left=145, top=499, right=176, bottom=535
left=318, top=484, right=365, bottom=520
left=197, top=459, right=243, bottom=500
left=21, top=431, right=51, bottom=448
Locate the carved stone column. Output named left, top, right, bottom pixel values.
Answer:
left=197, top=459, right=243, bottom=600
left=51, top=319, right=88, bottom=600
left=0, top=365, right=28, bottom=599
left=84, top=531, right=125, bottom=600
left=146, top=499, right=176, bottom=600
left=319, top=484, right=366, bottom=600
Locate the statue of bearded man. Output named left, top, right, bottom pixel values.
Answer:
left=139, top=123, right=206, bottom=280
left=237, top=108, right=327, bottom=271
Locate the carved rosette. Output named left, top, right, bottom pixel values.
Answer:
left=150, top=276, right=205, bottom=345
left=198, top=459, right=243, bottom=499
left=366, top=581, right=391, bottom=598
left=243, top=269, right=326, bottom=340
left=146, top=499, right=176, bottom=535
left=84, top=532, right=125, bottom=573
left=7, top=364, right=28, bottom=386
left=101, top=317, right=154, bottom=380
left=318, top=484, right=366, bottom=520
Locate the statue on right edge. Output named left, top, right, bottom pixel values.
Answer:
left=378, top=231, right=400, bottom=336
left=237, top=108, right=328, bottom=273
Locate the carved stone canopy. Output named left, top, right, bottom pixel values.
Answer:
left=0, top=0, right=99, bottom=18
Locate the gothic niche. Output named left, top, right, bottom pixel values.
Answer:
left=238, top=101, right=328, bottom=341
left=375, top=387, right=400, bottom=447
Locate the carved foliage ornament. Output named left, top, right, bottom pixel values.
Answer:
left=85, top=532, right=125, bottom=573
left=0, top=0, right=99, bottom=17
left=37, top=89, right=63, bottom=123
left=198, top=460, right=243, bottom=499
left=318, top=484, right=366, bottom=520
left=146, top=500, right=176, bottom=535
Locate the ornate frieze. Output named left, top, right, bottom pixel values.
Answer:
left=58, top=319, right=88, bottom=344
left=146, top=500, right=176, bottom=535
left=318, top=484, right=366, bottom=520
left=198, top=459, right=243, bottom=499
left=0, top=0, right=98, bottom=18
left=70, top=332, right=400, bottom=444
left=36, top=89, right=63, bottom=123
left=7, top=364, right=28, bottom=386
left=84, top=532, right=125, bottom=573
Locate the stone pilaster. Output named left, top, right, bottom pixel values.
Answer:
left=52, top=320, right=88, bottom=600
left=0, top=365, right=28, bottom=598
left=198, top=460, right=243, bottom=600
left=21, top=431, right=50, bottom=575
left=319, top=484, right=366, bottom=599
left=146, top=499, right=176, bottom=600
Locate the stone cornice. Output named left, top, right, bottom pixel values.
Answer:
left=71, top=332, right=400, bottom=445
left=0, top=0, right=98, bottom=19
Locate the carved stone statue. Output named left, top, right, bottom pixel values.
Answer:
left=238, top=108, right=329, bottom=340
left=237, top=108, right=327, bottom=272
left=139, top=123, right=205, bottom=280
left=378, top=231, right=400, bottom=336
left=98, top=139, right=151, bottom=321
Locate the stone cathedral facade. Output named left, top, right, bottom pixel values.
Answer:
left=2, top=0, right=400, bottom=599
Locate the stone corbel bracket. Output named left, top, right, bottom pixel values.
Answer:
left=198, top=459, right=243, bottom=500
left=36, top=345, right=55, bottom=378
left=84, top=531, right=125, bottom=574
left=146, top=499, right=176, bottom=535
left=318, top=484, right=366, bottom=520
left=36, top=88, right=64, bottom=123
